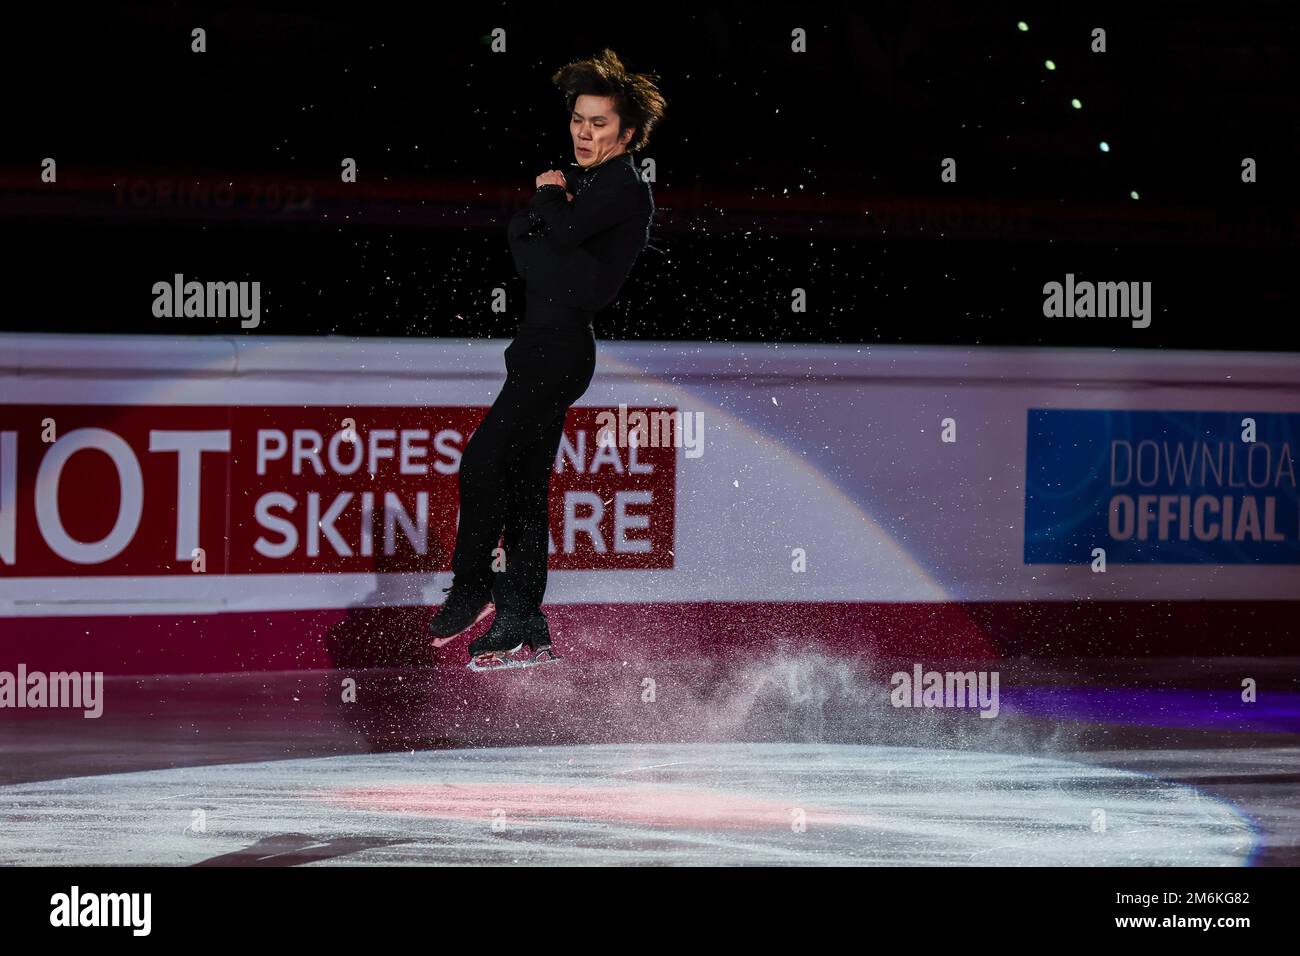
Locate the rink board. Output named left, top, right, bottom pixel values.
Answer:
left=1, top=333, right=1298, bottom=671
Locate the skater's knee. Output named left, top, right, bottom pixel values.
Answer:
left=459, top=440, right=503, bottom=479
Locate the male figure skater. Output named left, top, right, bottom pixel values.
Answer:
left=429, top=48, right=665, bottom=668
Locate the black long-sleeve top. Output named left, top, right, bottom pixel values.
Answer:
left=507, top=151, right=654, bottom=328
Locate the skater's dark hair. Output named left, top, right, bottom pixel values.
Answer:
left=550, top=48, right=666, bottom=152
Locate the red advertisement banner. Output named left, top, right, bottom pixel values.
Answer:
left=0, top=405, right=676, bottom=576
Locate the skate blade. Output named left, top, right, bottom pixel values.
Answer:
left=467, top=647, right=561, bottom=672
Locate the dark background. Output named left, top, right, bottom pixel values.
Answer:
left=1, top=0, right=1295, bottom=347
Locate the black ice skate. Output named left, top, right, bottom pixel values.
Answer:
left=428, top=580, right=496, bottom=647
left=466, top=611, right=560, bottom=672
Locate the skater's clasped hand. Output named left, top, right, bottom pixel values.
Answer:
left=535, top=169, right=567, bottom=190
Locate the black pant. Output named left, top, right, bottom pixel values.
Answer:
left=450, top=313, right=596, bottom=617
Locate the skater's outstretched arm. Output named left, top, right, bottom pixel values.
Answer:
left=528, top=164, right=643, bottom=250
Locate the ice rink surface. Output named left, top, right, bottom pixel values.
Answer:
left=0, top=742, right=1258, bottom=866
left=1, top=657, right=1296, bottom=866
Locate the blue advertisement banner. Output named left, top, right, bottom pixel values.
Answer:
left=1025, top=410, right=1300, bottom=564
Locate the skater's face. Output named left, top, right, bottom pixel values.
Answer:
left=571, top=94, right=635, bottom=168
